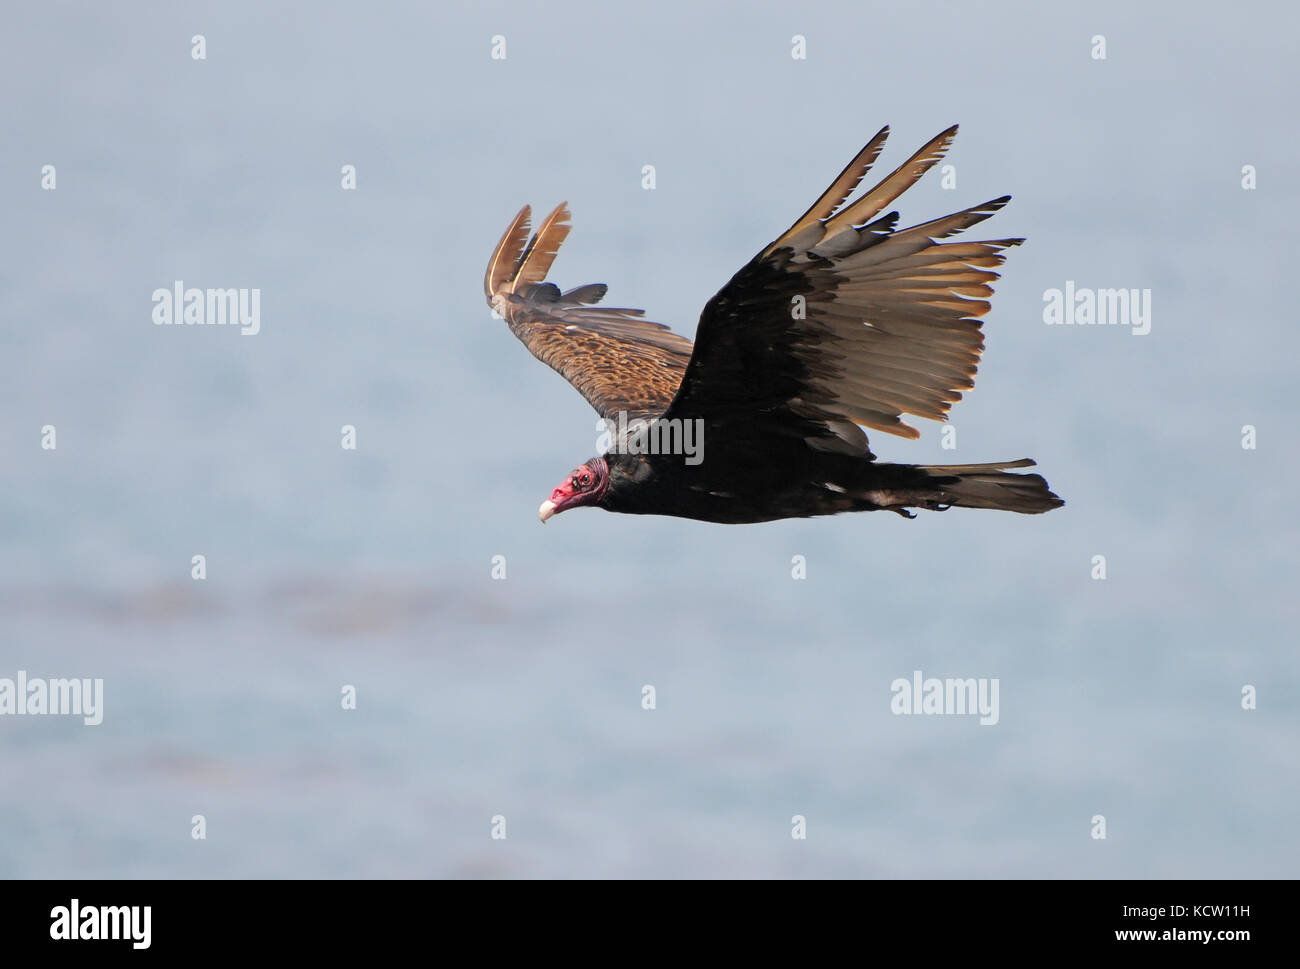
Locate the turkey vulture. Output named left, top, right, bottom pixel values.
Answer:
left=485, top=125, right=1063, bottom=524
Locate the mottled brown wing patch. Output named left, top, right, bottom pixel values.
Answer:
left=484, top=206, right=694, bottom=422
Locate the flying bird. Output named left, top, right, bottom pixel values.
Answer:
left=485, top=125, right=1063, bottom=525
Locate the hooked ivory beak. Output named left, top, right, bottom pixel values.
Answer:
left=538, top=500, right=557, bottom=523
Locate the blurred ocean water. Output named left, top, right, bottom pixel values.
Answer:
left=1, top=1, right=1297, bottom=877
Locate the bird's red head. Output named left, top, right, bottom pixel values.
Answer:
left=538, top=457, right=609, bottom=523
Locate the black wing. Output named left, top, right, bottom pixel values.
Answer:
left=662, top=125, right=1022, bottom=458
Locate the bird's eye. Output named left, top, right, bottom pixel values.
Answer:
left=579, top=473, right=592, bottom=488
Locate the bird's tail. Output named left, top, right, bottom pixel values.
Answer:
left=917, top=459, right=1064, bottom=514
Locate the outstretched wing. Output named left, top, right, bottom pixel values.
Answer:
left=663, top=125, right=1022, bottom=458
left=484, top=203, right=694, bottom=423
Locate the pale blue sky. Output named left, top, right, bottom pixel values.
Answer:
left=1, top=0, right=1296, bottom=877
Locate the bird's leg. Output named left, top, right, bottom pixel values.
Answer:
left=886, top=496, right=953, bottom=517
